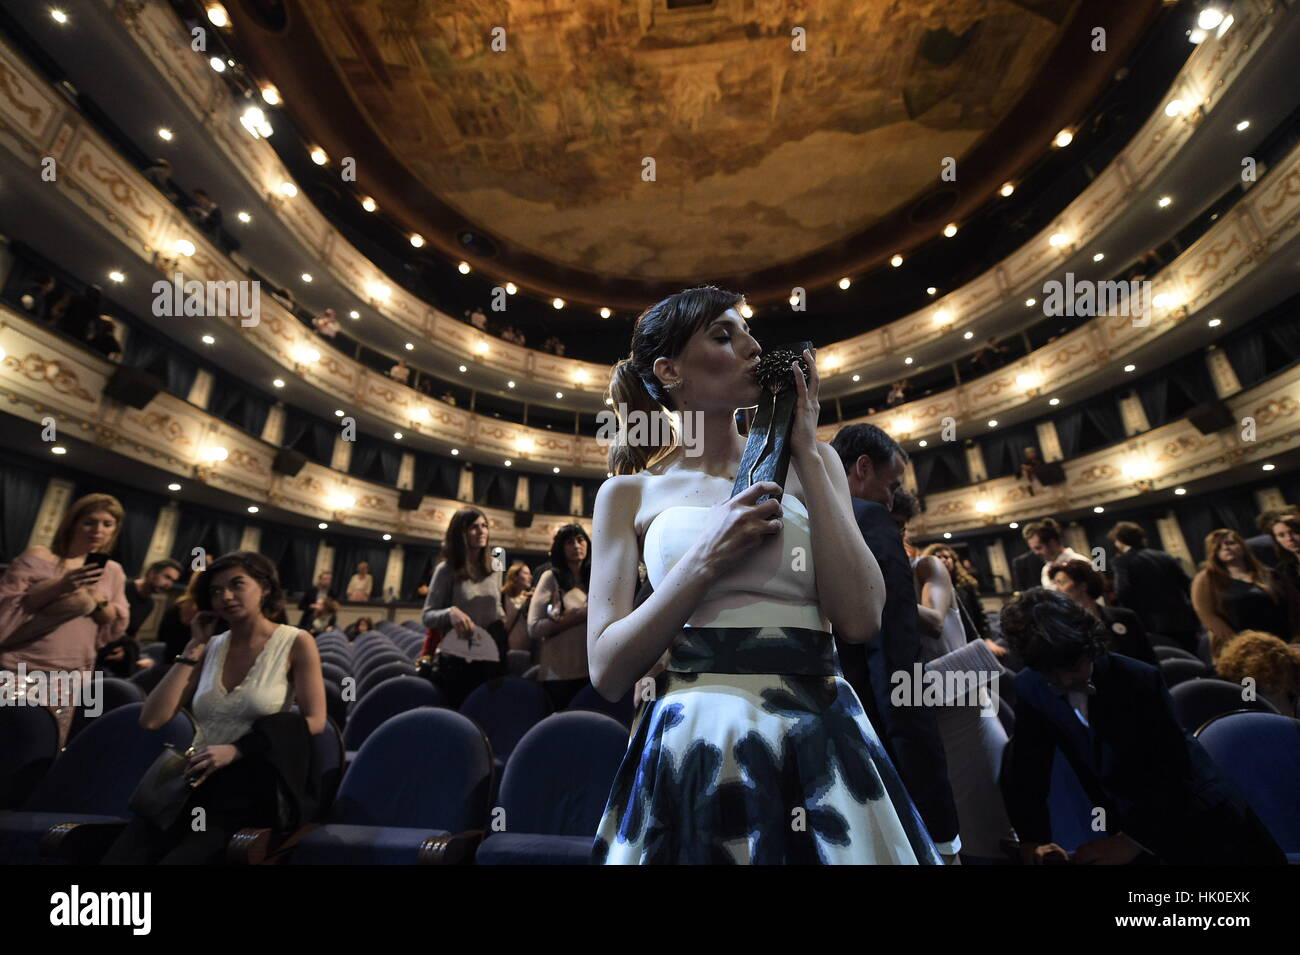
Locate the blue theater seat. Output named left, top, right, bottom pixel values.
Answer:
left=476, top=711, right=629, bottom=865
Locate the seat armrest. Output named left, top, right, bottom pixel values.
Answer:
left=418, top=829, right=485, bottom=865
left=41, top=820, right=128, bottom=864
left=227, top=823, right=322, bottom=865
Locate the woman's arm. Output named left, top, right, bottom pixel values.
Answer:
left=586, top=477, right=721, bottom=700
left=797, top=442, right=885, bottom=643
left=289, top=631, right=327, bottom=734
left=92, top=562, right=131, bottom=647
left=911, top=555, right=945, bottom=636
left=527, top=570, right=561, bottom=640
left=420, top=562, right=455, bottom=631
left=1190, top=571, right=1234, bottom=656
left=139, top=630, right=210, bottom=729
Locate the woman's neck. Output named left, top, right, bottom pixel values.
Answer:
left=228, top=615, right=272, bottom=644
left=663, top=411, right=746, bottom=478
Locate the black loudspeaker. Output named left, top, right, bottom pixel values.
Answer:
left=272, top=448, right=307, bottom=476
left=1036, top=461, right=1067, bottom=486
left=398, top=489, right=423, bottom=510
left=1188, top=399, right=1235, bottom=435
left=103, top=366, right=164, bottom=409
left=513, top=509, right=533, bottom=528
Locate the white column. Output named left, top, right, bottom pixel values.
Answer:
left=515, top=474, right=530, bottom=511
left=1255, top=487, right=1287, bottom=514
left=1157, top=513, right=1195, bottom=575
left=142, top=503, right=181, bottom=569
left=1065, top=524, right=1090, bottom=559
left=1206, top=347, right=1242, bottom=399
left=187, top=369, right=213, bottom=409
left=457, top=465, right=474, bottom=503
left=383, top=544, right=404, bottom=600
left=331, top=434, right=352, bottom=472
left=239, top=525, right=261, bottom=551
left=1119, top=394, right=1151, bottom=436
left=571, top=481, right=585, bottom=516
left=27, top=478, right=75, bottom=549
left=397, top=452, right=415, bottom=491
left=986, top=539, right=1011, bottom=594
left=1036, top=420, right=1064, bottom=462
left=314, top=543, right=335, bottom=582
left=965, top=444, right=988, bottom=483
left=261, top=403, right=285, bottom=445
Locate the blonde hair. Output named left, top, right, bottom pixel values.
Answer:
left=52, top=493, right=124, bottom=559
left=1215, top=630, right=1300, bottom=696
left=606, top=286, right=745, bottom=475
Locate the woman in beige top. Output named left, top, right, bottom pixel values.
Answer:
left=528, top=523, right=591, bottom=711
left=345, top=561, right=373, bottom=602
left=0, top=493, right=130, bottom=745
left=501, top=562, right=534, bottom=654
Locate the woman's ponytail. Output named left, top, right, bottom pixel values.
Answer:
left=606, top=357, right=677, bottom=476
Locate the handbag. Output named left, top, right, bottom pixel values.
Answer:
left=128, top=742, right=195, bottom=830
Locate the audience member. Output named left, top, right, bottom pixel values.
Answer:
left=1020, top=447, right=1042, bottom=496
left=1192, top=529, right=1292, bottom=658
left=312, top=308, right=340, bottom=339
left=469, top=308, right=487, bottom=331
left=142, top=158, right=178, bottom=200
left=922, top=544, right=998, bottom=652
left=345, top=616, right=374, bottom=640
left=1023, top=518, right=1086, bottom=590
left=1108, top=521, right=1200, bottom=653
left=885, top=378, right=910, bottom=407
left=528, top=524, right=591, bottom=711
left=309, top=597, right=339, bottom=634
left=388, top=357, right=410, bottom=383
left=1265, top=511, right=1300, bottom=637
left=104, top=551, right=326, bottom=865
left=297, top=571, right=337, bottom=630
left=829, top=422, right=961, bottom=861
left=87, top=316, right=123, bottom=360
left=0, top=494, right=129, bottom=745
left=345, top=562, right=373, bottom=602
left=1001, top=588, right=1285, bottom=865
left=123, top=559, right=183, bottom=638
left=55, top=284, right=105, bottom=342
left=187, top=189, right=223, bottom=235
left=420, top=508, right=507, bottom=707
left=156, top=571, right=202, bottom=661
left=1047, top=559, right=1157, bottom=665
left=18, top=274, right=57, bottom=318
left=1213, top=630, right=1300, bottom=717
left=501, top=561, right=534, bottom=654
left=1250, top=505, right=1298, bottom=568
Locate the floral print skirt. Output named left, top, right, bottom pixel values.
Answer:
left=591, top=627, right=941, bottom=864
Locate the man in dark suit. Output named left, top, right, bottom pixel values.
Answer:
left=1010, top=550, right=1044, bottom=593
left=831, top=424, right=961, bottom=860
left=298, top=570, right=337, bottom=629
left=1107, top=522, right=1201, bottom=652
left=1001, top=588, right=1284, bottom=865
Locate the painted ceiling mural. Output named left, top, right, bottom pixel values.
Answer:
left=302, top=0, right=1078, bottom=281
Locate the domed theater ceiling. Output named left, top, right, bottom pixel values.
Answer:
left=234, top=0, right=1157, bottom=302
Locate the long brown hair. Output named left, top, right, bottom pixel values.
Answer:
left=1202, top=528, right=1276, bottom=620
left=606, top=286, right=745, bottom=475
left=439, top=506, right=495, bottom=581
left=922, top=543, right=978, bottom=590
left=51, top=493, right=124, bottom=559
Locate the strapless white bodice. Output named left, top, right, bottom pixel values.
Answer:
left=642, top=492, right=826, bottom=630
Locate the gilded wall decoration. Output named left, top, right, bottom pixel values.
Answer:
left=2, top=352, right=95, bottom=403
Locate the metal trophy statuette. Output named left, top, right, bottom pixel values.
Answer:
left=731, top=341, right=813, bottom=505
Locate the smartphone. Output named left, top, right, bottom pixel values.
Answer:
left=83, top=552, right=110, bottom=569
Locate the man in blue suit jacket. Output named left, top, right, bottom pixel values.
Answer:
left=1000, top=588, right=1284, bottom=865
left=831, top=424, right=961, bottom=859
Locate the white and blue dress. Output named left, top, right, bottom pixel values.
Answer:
left=592, top=493, right=942, bottom=864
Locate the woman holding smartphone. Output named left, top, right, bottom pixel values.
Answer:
left=0, top=493, right=129, bottom=745
left=104, top=551, right=325, bottom=864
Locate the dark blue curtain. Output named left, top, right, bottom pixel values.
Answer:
left=0, top=462, right=47, bottom=561
left=348, top=433, right=381, bottom=480
left=1083, top=400, right=1125, bottom=448
left=1175, top=489, right=1260, bottom=564
left=1054, top=409, right=1084, bottom=458
left=912, top=445, right=968, bottom=494
left=401, top=545, right=439, bottom=601
left=122, top=333, right=197, bottom=398
left=282, top=407, right=335, bottom=464
left=208, top=374, right=271, bottom=436
left=285, top=534, right=320, bottom=595
left=982, top=425, right=1038, bottom=479
left=473, top=465, right=518, bottom=510
left=1225, top=330, right=1266, bottom=388
left=1136, top=352, right=1216, bottom=427
left=106, top=494, right=159, bottom=579
left=413, top=452, right=462, bottom=500
left=582, top=478, right=603, bottom=518
left=1264, top=308, right=1300, bottom=362
left=170, top=510, right=215, bottom=567
left=377, top=445, right=402, bottom=486
left=529, top=473, right=573, bottom=514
